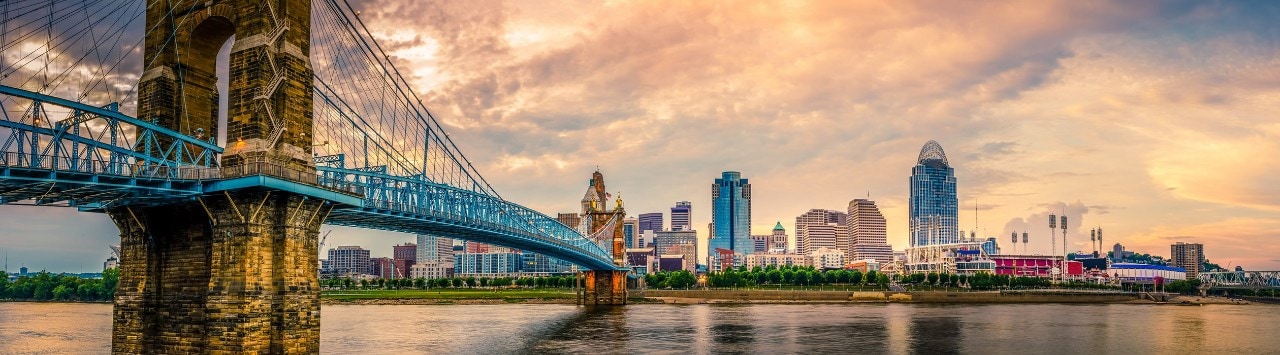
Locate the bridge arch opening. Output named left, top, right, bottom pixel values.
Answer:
left=178, top=14, right=234, bottom=147
left=214, top=35, right=233, bottom=147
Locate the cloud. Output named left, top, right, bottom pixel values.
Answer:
left=3, top=0, right=1280, bottom=270
left=1001, top=201, right=1095, bottom=255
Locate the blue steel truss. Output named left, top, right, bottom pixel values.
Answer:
left=0, top=84, right=619, bottom=271
left=0, top=0, right=622, bottom=271
left=1199, top=271, right=1280, bottom=290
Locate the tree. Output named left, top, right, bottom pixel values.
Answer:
left=52, top=285, right=73, bottom=300
left=927, top=272, right=939, bottom=286
left=668, top=271, right=696, bottom=289
left=865, top=271, right=878, bottom=286
left=876, top=273, right=890, bottom=288
left=0, top=269, right=9, bottom=298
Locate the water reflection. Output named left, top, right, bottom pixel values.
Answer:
left=2, top=302, right=1279, bottom=354
left=707, top=306, right=755, bottom=353
left=910, top=312, right=961, bottom=355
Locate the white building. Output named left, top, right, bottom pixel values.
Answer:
left=1110, top=263, right=1186, bottom=282
left=744, top=252, right=811, bottom=269
left=810, top=247, right=846, bottom=270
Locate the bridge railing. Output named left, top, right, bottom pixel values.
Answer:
left=0, top=151, right=219, bottom=180
left=0, top=150, right=365, bottom=198
left=1200, top=271, right=1280, bottom=289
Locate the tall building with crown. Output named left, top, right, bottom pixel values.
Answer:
left=910, top=140, right=959, bottom=247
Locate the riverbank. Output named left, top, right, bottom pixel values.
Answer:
left=637, top=289, right=1258, bottom=305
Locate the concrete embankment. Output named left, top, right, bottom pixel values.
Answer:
left=639, top=289, right=1140, bottom=304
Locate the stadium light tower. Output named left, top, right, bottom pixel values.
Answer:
left=1060, top=215, right=1068, bottom=283
left=1049, top=214, right=1058, bottom=283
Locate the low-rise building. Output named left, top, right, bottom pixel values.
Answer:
left=327, top=245, right=370, bottom=277
left=410, top=261, right=454, bottom=279
left=369, top=257, right=396, bottom=279
left=810, top=247, right=846, bottom=270
left=657, top=254, right=691, bottom=272
left=454, top=252, right=522, bottom=277
left=845, top=259, right=881, bottom=273
left=991, top=254, right=1080, bottom=278
left=1109, top=263, right=1186, bottom=283
left=744, top=252, right=811, bottom=269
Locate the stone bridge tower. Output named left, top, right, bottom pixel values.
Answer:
left=110, top=0, right=325, bottom=353
left=578, top=169, right=629, bottom=305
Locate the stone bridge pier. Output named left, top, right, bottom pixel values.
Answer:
left=109, top=192, right=330, bottom=353
left=580, top=270, right=629, bottom=305
left=113, top=0, right=322, bottom=352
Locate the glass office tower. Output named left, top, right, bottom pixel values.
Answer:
left=909, top=141, right=958, bottom=247
left=711, top=171, right=753, bottom=255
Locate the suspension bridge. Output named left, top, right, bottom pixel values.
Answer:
left=1, top=0, right=627, bottom=353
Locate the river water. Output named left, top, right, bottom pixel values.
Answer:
left=1, top=302, right=1278, bottom=354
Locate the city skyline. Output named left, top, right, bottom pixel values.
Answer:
left=1, top=1, right=1278, bottom=271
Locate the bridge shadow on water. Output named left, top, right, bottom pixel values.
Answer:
left=522, top=304, right=911, bottom=354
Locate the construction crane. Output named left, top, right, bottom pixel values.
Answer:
left=319, top=230, right=332, bottom=250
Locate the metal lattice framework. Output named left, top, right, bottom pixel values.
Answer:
left=917, top=140, right=949, bottom=168
left=0, top=0, right=620, bottom=270
left=1199, top=271, right=1280, bottom=290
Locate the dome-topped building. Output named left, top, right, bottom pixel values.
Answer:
left=909, top=140, right=959, bottom=247
left=917, top=140, right=951, bottom=168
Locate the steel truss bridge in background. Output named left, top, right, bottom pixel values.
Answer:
left=0, top=0, right=621, bottom=271
left=1199, top=271, right=1280, bottom=290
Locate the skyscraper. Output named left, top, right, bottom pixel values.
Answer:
left=910, top=140, right=959, bottom=247
left=638, top=213, right=664, bottom=234
left=622, top=217, right=639, bottom=249
left=711, top=171, right=753, bottom=259
left=795, top=209, right=846, bottom=255
left=671, top=201, right=692, bottom=231
left=848, top=199, right=894, bottom=263
left=413, top=234, right=456, bottom=279
left=1171, top=242, right=1205, bottom=278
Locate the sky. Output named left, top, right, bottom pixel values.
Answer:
left=2, top=0, right=1278, bottom=272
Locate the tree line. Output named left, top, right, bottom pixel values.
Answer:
left=698, top=265, right=891, bottom=288
left=643, top=270, right=697, bottom=289
left=320, top=275, right=579, bottom=290
left=0, top=269, right=119, bottom=302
